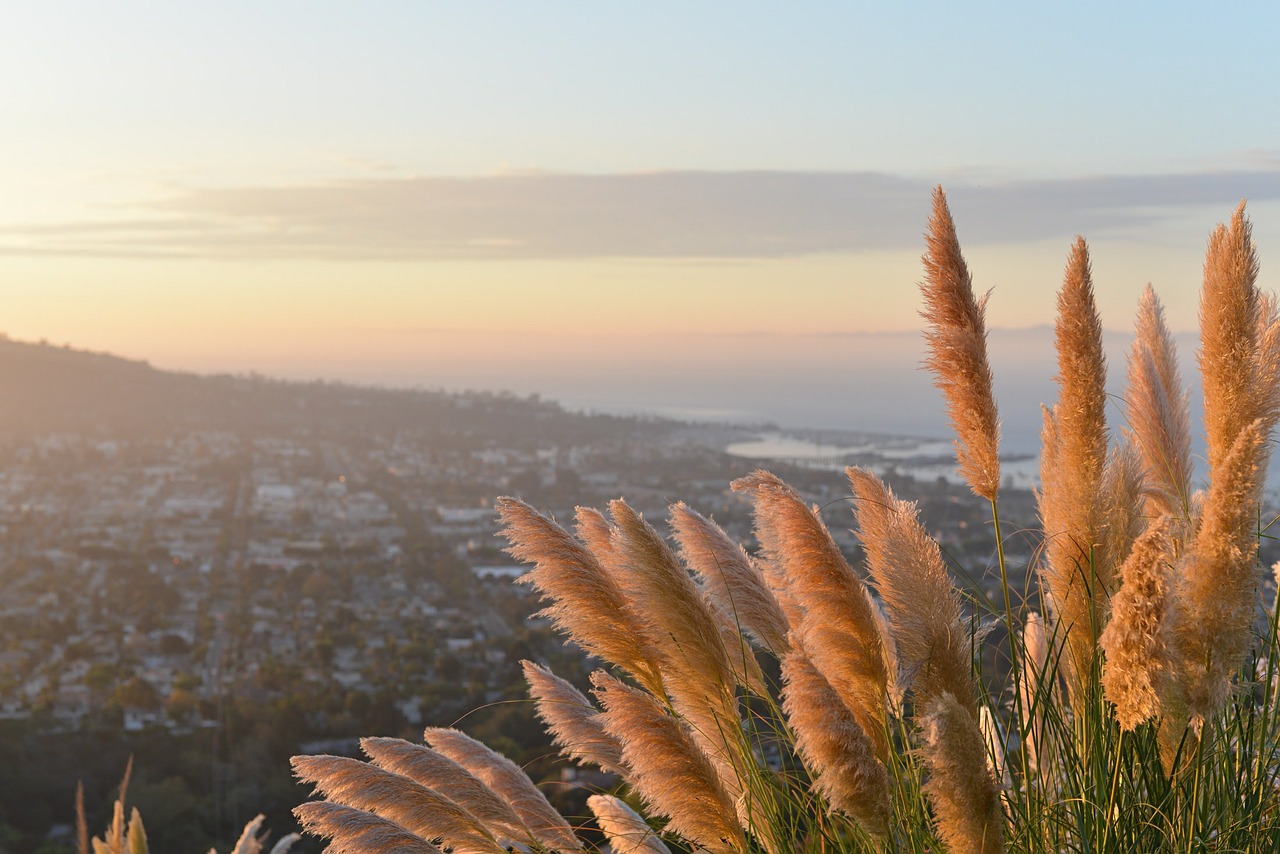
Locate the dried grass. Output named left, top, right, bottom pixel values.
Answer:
left=291, top=754, right=505, bottom=854
left=733, top=470, right=890, bottom=759
left=423, top=727, right=584, bottom=853
left=921, top=186, right=1002, bottom=501
left=593, top=672, right=745, bottom=854
left=586, top=795, right=672, bottom=854
left=847, top=467, right=973, bottom=715
left=780, top=646, right=890, bottom=836
left=522, top=660, right=626, bottom=776
left=669, top=501, right=791, bottom=656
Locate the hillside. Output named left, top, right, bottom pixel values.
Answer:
left=0, top=336, right=663, bottom=447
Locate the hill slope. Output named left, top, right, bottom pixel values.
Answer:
left=0, top=336, right=659, bottom=446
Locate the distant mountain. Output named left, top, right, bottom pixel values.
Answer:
left=0, top=336, right=662, bottom=446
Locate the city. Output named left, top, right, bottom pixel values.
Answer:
left=0, top=337, right=1048, bottom=852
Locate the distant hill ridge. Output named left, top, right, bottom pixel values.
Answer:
left=0, top=336, right=655, bottom=444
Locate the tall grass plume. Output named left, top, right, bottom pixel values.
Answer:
left=291, top=191, right=1280, bottom=854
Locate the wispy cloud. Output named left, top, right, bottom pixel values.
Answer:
left=4, top=167, right=1279, bottom=260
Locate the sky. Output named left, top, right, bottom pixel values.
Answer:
left=3, top=2, right=1280, bottom=433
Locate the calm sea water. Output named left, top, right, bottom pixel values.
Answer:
left=543, top=327, right=1278, bottom=496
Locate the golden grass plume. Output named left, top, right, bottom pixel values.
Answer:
left=779, top=646, right=890, bottom=837
left=847, top=467, right=974, bottom=715
left=919, top=692, right=1005, bottom=854
left=1200, top=202, right=1268, bottom=474
left=1018, top=612, right=1051, bottom=774
left=593, top=671, right=746, bottom=854
left=522, top=660, right=626, bottom=776
left=732, top=470, right=890, bottom=759
left=586, top=795, right=672, bottom=854
left=1098, top=516, right=1175, bottom=731
left=358, top=737, right=529, bottom=845
left=600, top=500, right=750, bottom=801
left=1125, top=284, right=1192, bottom=519
left=1038, top=236, right=1112, bottom=699
left=292, top=802, right=443, bottom=854
left=1168, top=420, right=1268, bottom=719
left=497, top=497, right=664, bottom=695
left=669, top=500, right=791, bottom=656
left=423, top=727, right=584, bottom=853
left=921, top=186, right=1002, bottom=501
left=291, top=754, right=506, bottom=854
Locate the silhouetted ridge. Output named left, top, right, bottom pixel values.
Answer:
left=0, top=336, right=658, bottom=445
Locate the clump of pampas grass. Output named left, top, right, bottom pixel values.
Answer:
left=79, top=761, right=298, bottom=854
left=293, top=192, right=1280, bottom=853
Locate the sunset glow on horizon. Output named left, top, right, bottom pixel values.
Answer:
left=5, top=2, right=1280, bottom=391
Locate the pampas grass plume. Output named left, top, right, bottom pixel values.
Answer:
left=423, top=727, right=584, bottom=853
left=267, top=835, right=299, bottom=854
left=733, top=470, right=890, bottom=759
left=1200, top=202, right=1264, bottom=474
left=574, top=505, right=618, bottom=561
left=586, top=795, right=672, bottom=854
left=293, top=802, right=444, bottom=854
left=497, top=497, right=664, bottom=695
left=1018, top=612, right=1051, bottom=773
left=1171, top=420, right=1268, bottom=718
left=669, top=501, right=791, bottom=656
left=1099, top=516, right=1174, bottom=730
left=1126, top=285, right=1192, bottom=518
left=919, top=692, right=1005, bottom=854
left=921, top=186, right=1002, bottom=501
left=359, top=738, right=529, bottom=845
left=847, top=467, right=974, bottom=715
left=126, top=809, right=147, bottom=854
left=603, top=500, right=750, bottom=801
left=605, top=500, right=737, bottom=698
left=228, top=815, right=266, bottom=854
left=1038, top=236, right=1111, bottom=698
left=780, top=647, right=890, bottom=837
left=593, top=672, right=746, bottom=854
left=522, top=660, right=626, bottom=776
left=291, top=754, right=506, bottom=854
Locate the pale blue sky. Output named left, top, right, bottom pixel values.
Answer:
left=6, top=2, right=1277, bottom=182
left=1, top=2, right=1278, bottom=399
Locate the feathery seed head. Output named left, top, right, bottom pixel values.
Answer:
left=1098, top=441, right=1147, bottom=574
left=358, top=738, right=528, bottom=844
left=1037, top=236, right=1112, bottom=701
left=921, top=187, right=1002, bottom=500
left=291, top=754, right=505, bottom=854
left=1126, top=285, right=1193, bottom=518
left=602, top=499, right=749, bottom=794
left=573, top=505, right=617, bottom=562
left=293, top=802, right=444, bottom=854
left=586, top=795, right=672, bottom=854
left=522, top=660, right=626, bottom=776
left=125, top=809, right=147, bottom=854
left=847, top=467, right=975, bottom=717
left=779, top=647, right=890, bottom=837
left=1018, top=612, right=1052, bottom=773
left=919, top=692, right=1005, bottom=854
left=1099, top=516, right=1175, bottom=730
left=669, top=501, right=791, bottom=656
left=606, top=499, right=738, bottom=702
left=496, top=497, right=664, bottom=694
left=732, top=470, right=890, bottom=760
left=1167, top=420, right=1268, bottom=719
left=1200, top=201, right=1267, bottom=473
left=593, top=672, right=746, bottom=854
left=423, top=728, right=583, bottom=853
